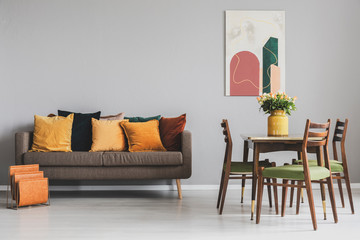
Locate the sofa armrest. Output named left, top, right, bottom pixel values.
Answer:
left=15, top=132, right=33, bottom=165
left=181, top=130, right=192, bottom=178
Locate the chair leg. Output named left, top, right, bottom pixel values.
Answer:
left=344, top=173, right=355, bottom=214
left=326, top=177, right=338, bottom=223
left=320, top=182, right=327, bottom=220
left=266, top=178, right=272, bottom=208
left=281, top=179, right=289, bottom=217
left=335, top=173, right=345, bottom=208
left=256, top=171, right=265, bottom=224
left=176, top=179, right=182, bottom=200
left=301, top=188, right=304, bottom=203
left=219, top=172, right=230, bottom=215
left=217, top=170, right=225, bottom=208
left=295, top=153, right=305, bottom=204
left=289, top=159, right=297, bottom=208
left=296, top=181, right=303, bottom=215
left=289, top=180, right=295, bottom=207
left=241, top=175, right=246, bottom=203
left=304, top=177, right=317, bottom=230
left=272, top=178, right=279, bottom=215
left=251, top=147, right=260, bottom=221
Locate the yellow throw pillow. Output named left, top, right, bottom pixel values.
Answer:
left=31, top=114, right=74, bottom=152
left=90, top=118, right=129, bottom=152
left=120, top=120, right=166, bottom=152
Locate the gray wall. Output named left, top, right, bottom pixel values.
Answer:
left=1, top=0, right=360, bottom=185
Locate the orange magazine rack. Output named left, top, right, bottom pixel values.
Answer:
left=7, top=164, right=50, bottom=209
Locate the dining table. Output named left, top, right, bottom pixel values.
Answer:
left=240, top=134, right=326, bottom=220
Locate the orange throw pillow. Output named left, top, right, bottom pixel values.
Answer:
left=120, top=120, right=166, bottom=152
left=159, top=114, right=186, bottom=151
left=90, top=118, right=128, bottom=152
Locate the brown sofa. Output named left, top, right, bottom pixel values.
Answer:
left=15, top=130, right=192, bottom=198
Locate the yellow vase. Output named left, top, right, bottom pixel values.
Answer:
left=267, top=110, right=288, bottom=136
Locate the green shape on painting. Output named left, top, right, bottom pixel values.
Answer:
left=262, top=37, right=278, bottom=93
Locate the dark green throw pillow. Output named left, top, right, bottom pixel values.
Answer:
left=124, top=115, right=161, bottom=122
left=58, top=110, right=101, bottom=151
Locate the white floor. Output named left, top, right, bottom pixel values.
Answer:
left=0, top=188, right=359, bottom=240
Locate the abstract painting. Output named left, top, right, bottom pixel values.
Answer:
left=225, top=11, right=285, bottom=96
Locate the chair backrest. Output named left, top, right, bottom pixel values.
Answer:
left=221, top=119, right=233, bottom=167
left=332, top=119, right=348, bottom=162
left=302, top=119, right=331, bottom=173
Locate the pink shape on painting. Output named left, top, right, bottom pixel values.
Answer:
left=270, top=65, right=280, bottom=93
left=230, top=51, right=260, bottom=96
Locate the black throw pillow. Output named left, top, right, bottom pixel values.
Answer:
left=58, top=110, right=101, bottom=151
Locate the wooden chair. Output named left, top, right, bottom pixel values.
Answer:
left=217, top=119, right=278, bottom=215
left=256, top=119, right=338, bottom=230
left=289, top=119, right=354, bottom=214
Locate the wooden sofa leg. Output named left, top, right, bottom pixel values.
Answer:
left=176, top=179, right=182, bottom=199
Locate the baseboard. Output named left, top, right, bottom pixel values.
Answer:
left=1, top=183, right=359, bottom=191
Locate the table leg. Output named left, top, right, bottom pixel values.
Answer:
left=316, top=146, right=324, bottom=166
left=251, top=143, right=259, bottom=220
left=297, top=151, right=302, bottom=161
left=241, top=141, right=249, bottom=203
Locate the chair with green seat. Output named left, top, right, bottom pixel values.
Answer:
left=217, top=119, right=278, bottom=215
left=290, top=119, right=354, bottom=214
left=293, top=159, right=343, bottom=172
left=255, top=119, right=338, bottom=230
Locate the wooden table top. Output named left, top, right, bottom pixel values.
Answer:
left=240, top=134, right=322, bottom=141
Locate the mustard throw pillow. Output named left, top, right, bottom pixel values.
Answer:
left=90, top=118, right=129, bottom=152
left=31, top=114, right=74, bottom=152
left=120, top=120, right=166, bottom=152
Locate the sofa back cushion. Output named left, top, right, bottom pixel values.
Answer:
left=58, top=110, right=101, bottom=151
left=90, top=118, right=128, bottom=152
left=120, top=120, right=166, bottom=152
left=31, top=114, right=74, bottom=152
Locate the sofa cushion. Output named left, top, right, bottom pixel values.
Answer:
left=90, top=118, right=128, bottom=152
left=58, top=110, right=101, bottom=151
left=102, top=152, right=183, bottom=166
left=23, top=152, right=103, bottom=166
left=159, top=114, right=186, bottom=151
left=100, top=112, right=125, bottom=120
left=120, top=120, right=166, bottom=152
left=31, top=114, right=74, bottom=152
left=124, top=115, right=161, bottom=122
